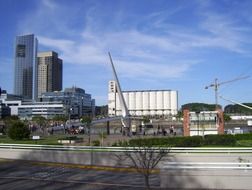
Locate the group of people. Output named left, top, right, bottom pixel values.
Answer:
left=154, top=125, right=176, bottom=136
left=66, top=126, right=85, bottom=135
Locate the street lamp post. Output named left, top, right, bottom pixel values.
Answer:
left=80, top=116, right=92, bottom=146
left=196, top=111, right=200, bottom=136
left=68, top=107, right=72, bottom=134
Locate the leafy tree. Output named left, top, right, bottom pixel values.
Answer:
left=115, top=141, right=170, bottom=189
left=142, top=116, right=150, bottom=124
left=95, top=105, right=108, bottom=117
left=51, top=115, right=68, bottom=122
left=7, top=121, right=30, bottom=140
left=223, top=114, right=232, bottom=122
left=4, top=115, right=19, bottom=121
left=182, top=103, right=221, bottom=112
left=32, top=115, right=47, bottom=128
left=175, top=110, right=183, bottom=120
left=3, top=115, right=20, bottom=134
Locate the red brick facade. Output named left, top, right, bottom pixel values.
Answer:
left=183, top=109, right=224, bottom=136
left=217, top=109, right=224, bottom=134
left=183, top=109, right=190, bottom=136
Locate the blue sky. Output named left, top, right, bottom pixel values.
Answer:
left=0, top=0, right=252, bottom=107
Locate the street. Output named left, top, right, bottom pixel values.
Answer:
left=0, top=159, right=160, bottom=190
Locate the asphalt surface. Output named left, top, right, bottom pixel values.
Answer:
left=0, top=159, right=239, bottom=190
left=0, top=159, right=160, bottom=190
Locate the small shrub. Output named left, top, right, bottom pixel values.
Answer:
left=204, top=134, right=236, bottom=146
left=111, top=142, right=118, bottom=147
left=7, top=121, right=30, bottom=140
left=236, top=140, right=252, bottom=147
left=92, top=140, right=100, bottom=146
left=235, top=133, right=252, bottom=141
left=128, top=136, right=203, bottom=147
left=174, top=136, right=203, bottom=147
left=58, top=136, right=78, bottom=140
left=118, top=140, right=129, bottom=147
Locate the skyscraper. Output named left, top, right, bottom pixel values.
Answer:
left=37, top=51, right=62, bottom=98
left=14, top=34, right=38, bottom=99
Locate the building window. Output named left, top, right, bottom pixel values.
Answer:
left=16, top=44, right=26, bottom=57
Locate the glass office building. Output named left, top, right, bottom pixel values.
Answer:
left=14, top=34, right=38, bottom=99
left=41, top=86, right=95, bottom=118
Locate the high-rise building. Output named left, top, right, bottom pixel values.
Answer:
left=14, top=34, right=38, bottom=99
left=37, top=51, right=62, bottom=98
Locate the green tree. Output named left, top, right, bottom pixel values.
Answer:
left=182, top=103, right=221, bottom=112
left=32, top=115, right=47, bottom=128
left=7, top=121, right=30, bottom=140
left=142, top=116, right=150, bottom=124
left=3, top=115, right=20, bottom=134
left=223, top=114, right=232, bottom=122
left=175, top=110, right=183, bottom=120
left=52, top=115, right=68, bottom=122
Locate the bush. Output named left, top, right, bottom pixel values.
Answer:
left=128, top=136, right=203, bottom=147
left=173, top=136, right=203, bottom=147
left=235, top=133, right=252, bottom=141
left=122, top=134, right=239, bottom=147
left=7, top=121, right=30, bottom=140
left=204, top=134, right=236, bottom=146
left=92, top=140, right=100, bottom=146
left=236, top=140, right=252, bottom=147
left=58, top=136, right=79, bottom=140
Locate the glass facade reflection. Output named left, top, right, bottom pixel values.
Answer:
left=14, top=34, right=38, bottom=99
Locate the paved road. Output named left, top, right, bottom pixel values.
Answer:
left=0, top=158, right=242, bottom=190
left=0, top=159, right=160, bottom=190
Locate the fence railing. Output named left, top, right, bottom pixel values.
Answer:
left=0, top=144, right=252, bottom=153
left=163, top=162, right=252, bottom=170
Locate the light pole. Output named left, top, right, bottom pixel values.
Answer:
left=196, top=111, right=200, bottom=136
left=67, top=107, right=72, bottom=134
left=80, top=116, right=92, bottom=146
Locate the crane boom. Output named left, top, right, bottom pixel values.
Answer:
left=218, top=76, right=250, bottom=86
left=219, top=96, right=252, bottom=110
left=205, top=75, right=250, bottom=110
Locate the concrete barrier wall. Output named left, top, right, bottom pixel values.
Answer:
left=1, top=148, right=252, bottom=189
left=160, top=169, right=252, bottom=189
left=0, top=149, right=119, bottom=166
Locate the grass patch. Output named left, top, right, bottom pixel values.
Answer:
left=0, top=135, right=62, bottom=145
left=236, top=140, right=252, bottom=147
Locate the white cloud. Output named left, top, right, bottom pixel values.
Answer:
left=117, top=60, right=198, bottom=79
left=42, top=0, right=57, bottom=10
left=17, top=0, right=252, bottom=82
left=38, top=29, right=199, bottom=80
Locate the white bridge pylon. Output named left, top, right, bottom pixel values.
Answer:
left=108, top=52, right=131, bottom=134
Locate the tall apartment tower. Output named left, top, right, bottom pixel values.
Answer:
left=37, top=51, right=62, bottom=98
left=14, top=34, right=38, bottom=99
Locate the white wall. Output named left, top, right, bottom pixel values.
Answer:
left=108, top=88, right=178, bottom=116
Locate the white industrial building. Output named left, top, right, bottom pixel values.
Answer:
left=108, top=81, right=178, bottom=116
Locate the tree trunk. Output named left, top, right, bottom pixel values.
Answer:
left=144, top=175, right=150, bottom=190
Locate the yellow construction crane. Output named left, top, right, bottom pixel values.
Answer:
left=205, top=76, right=249, bottom=110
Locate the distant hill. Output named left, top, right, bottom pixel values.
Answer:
left=181, top=103, right=221, bottom=112
left=224, top=103, right=252, bottom=114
